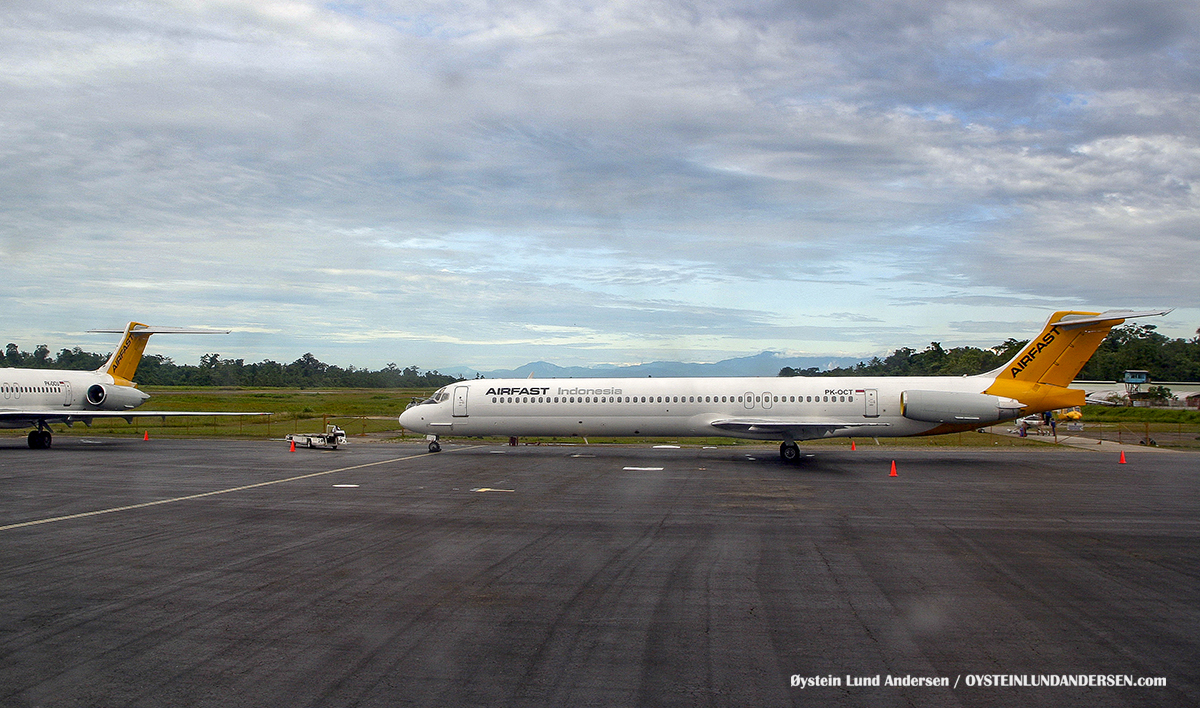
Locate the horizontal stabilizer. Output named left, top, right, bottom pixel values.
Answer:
left=1052, top=309, right=1172, bottom=329
left=87, top=326, right=231, bottom=335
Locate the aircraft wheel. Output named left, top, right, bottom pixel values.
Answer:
left=780, top=441, right=799, bottom=462
left=428, top=440, right=441, bottom=453
left=28, top=430, right=52, bottom=450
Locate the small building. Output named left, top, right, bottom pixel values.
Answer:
left=1124, top=369, right=1150, bottom=386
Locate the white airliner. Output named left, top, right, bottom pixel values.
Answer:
left=399, top=309, right=1170, bottom=461
left=1, top=322, right=259, bottom=449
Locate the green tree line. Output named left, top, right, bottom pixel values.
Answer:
left=2, top=344, right=460, bottom=388
left=780, top=324, right=1200, bottom=382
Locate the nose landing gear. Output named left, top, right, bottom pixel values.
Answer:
left=427, top=435, right=441, bottom=453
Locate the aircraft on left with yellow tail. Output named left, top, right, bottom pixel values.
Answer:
left=1, top=322, right=263, bottom=449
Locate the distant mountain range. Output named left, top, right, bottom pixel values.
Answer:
left=440, top=351, right=864, bottom=379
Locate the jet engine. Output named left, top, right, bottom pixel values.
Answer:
left=85, top=383, right=150, bottom=410
left=901, top=390, right=1024, bottom=424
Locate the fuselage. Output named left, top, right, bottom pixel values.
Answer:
left=398, top=374, right=1018, bottom=441
left=0, top=367, right=148, bottom=427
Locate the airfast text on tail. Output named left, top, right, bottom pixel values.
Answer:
left=100, top=322, right=152, bottom=385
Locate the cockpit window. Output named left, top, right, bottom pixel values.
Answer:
left=421, top=387, right=450, bottom=405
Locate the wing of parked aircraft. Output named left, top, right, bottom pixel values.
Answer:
left=0, top=410, right=259, bottom=425
left=709, top=417, right=892, bottom=437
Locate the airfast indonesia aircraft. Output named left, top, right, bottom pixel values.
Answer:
left=1, top=322, right=258, bottom=449
left=399, top=309, right=1170, bottom=461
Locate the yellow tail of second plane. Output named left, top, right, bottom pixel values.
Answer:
left=983, top=309, right=1170, bottom=411
left=91, top=322, right=231, bottom=386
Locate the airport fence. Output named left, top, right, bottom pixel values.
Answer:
left=1056, top=421, right=1200, bottom=449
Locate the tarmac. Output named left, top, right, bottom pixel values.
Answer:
left=1, top=438, right=1197, bottom=707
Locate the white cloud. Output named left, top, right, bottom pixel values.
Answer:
left=0, top=0, right=1196, bottom=369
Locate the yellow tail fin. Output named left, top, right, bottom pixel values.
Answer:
left=91, top=323, right=232, bottom=386
left=984, top=309, right=1170, bottom=410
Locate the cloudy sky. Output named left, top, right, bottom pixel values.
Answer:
left=2, top=0, right=1197, bottom=371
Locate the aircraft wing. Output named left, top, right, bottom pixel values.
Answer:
left=709, top=417, right=892, bottom=440
left=0, top=410, right=268, bottom=426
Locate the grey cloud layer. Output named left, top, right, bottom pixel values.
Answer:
left=1, top=0, right=1195, bottom=366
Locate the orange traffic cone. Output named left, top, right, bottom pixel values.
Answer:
left=851, top=440, right=856, bottom=451
left=1119, top=450, right=1126, bottom=464
left=143, top=430, right=149, bottom=441
left=889, top=460, right=897, bottom=477
left=290, top=439, right=296, bottom=452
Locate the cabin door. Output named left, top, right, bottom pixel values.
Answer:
left=863, top=389, right=879, bottom=417
left=453, top=386, right=469, bottom=417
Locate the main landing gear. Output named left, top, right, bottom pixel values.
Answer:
left=28, top=427, right=52, bottom=450
left=780, top=441, right=800, bottom=463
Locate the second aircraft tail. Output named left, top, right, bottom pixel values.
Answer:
left=90, top=323, right=231, bottom=385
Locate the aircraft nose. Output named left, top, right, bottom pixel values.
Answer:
left=398, top=407, right=421, bottom=431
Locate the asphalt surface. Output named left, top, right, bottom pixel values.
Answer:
left=1, top=438, right=1197, bottom=707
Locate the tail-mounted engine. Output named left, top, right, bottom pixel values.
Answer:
left=85, top=383, right=150, bottom=410
left=901, top=390, right=1024, bottom=424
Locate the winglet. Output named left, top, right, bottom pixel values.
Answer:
left=90, top=323, right=230, bottom=385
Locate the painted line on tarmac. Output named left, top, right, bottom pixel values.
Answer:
left=0, top=447, right=473, bottom=533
